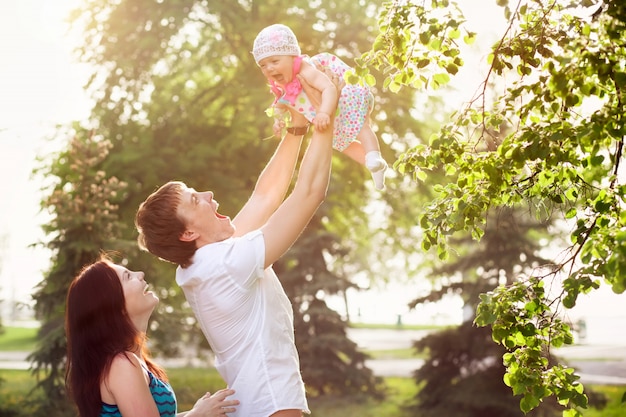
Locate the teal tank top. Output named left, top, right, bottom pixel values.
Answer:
left=100, top=368, right=176, bottom=417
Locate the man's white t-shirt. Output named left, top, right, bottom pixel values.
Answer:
left=176, top=230, right=309, bottom=417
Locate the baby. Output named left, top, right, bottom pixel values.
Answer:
left=253, top=24, right=388, bottom=190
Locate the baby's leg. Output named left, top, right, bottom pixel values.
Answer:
left=342, top=141, right=366, bottom=165
left=357, top=121, right=388, bottom=190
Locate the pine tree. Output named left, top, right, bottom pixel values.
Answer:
left=31, top=131, right=127, bottom=416
left=406, top=207, right=608, bottom=416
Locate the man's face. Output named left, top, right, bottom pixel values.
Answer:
left=176, top=186, right=235, bottom=245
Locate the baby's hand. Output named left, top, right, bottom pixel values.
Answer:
left=313, top=112, right=331, bottom=131
left=273, top=119, right=285, bottom=137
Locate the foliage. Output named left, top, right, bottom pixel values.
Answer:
left=30, top=131, right=128, bottom=416
left=358, top=0, right=626, bottom=414
left=409, top=323, right=556, bottom=417
left=349, top=0, right=475, bottom=92
left=405, top=207, right=576, bottom=417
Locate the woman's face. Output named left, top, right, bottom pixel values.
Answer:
left=110, top=264, right=159, bottom=319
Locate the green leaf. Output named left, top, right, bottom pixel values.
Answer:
left=429, top=38, right=442, bottom=51
left=563, top=408, right=582, bottom=417
left=419, top=31, right=430, bottom=45
left=550, top=194, right=564, bottom=204
left=446, top=63, right=459, bottom=75
left=565, top=188, right=578, bottom=202
left=417, top=58, right=430, bottom=68
left=589, top=154, right=604, bottom=166
left=433, top=72, right=451, bottom=86
left=389, top=80, right=402, bottom=93
left=464, top=31, right=476, bottom=45
left=365, top=74, right=377, bottom=86
left=520, top=394, right=540, bottom=413
left=345, top=71, right=361, bottom=85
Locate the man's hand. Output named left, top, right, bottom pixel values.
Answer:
left=297, top=64, right=344, bottom=113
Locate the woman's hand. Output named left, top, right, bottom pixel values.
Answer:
left=189, top=389, right=239, bottom=416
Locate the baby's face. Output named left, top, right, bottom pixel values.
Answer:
left=258, top=55, right=295, bottom=86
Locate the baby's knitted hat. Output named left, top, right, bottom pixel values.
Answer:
left=252, top=24, right=301, bottom=63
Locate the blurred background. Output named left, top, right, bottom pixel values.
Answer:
left=2, top=0, right=624, bottom=340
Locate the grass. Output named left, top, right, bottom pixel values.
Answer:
left=0, top=367, right=419, bottom=417
left=308, top=377, right=418, bottom=417
left=0, top=369, right=44, bottom=415
left=1, top=368, right=624, bottom=417
left=169, top=368, right=421, bottom=415
left=0, top=326, right=38, bottom=351
left=578, top=385, right=626, bottom=417
left=166, top=367, right=232, bottom=410
left=367, top=347, right=424, bottom=359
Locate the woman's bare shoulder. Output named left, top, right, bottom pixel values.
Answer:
left=102, top=352, right=146, bottom=402
left=109, top=351, right=142, bottom=371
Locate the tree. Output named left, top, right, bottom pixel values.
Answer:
left=356, top=0, right=626, bottom=414
left=406, top=207, right=593, bottom=417
left=30, top=130, right=128, bottom=416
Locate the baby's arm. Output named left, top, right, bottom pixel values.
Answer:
left=299, top=62, right=338, bottom=131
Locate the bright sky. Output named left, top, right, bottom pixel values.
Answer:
left=0, top=1, right=623, bottom=338
left=0, top=0, right=89, bottom=316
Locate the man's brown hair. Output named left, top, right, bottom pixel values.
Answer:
left=135, top=181, right=196, bottom=268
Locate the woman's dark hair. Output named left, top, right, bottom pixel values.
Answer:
left=64, top=257, right=166, bottom=417
left=135, top=181, right=197, bottom=268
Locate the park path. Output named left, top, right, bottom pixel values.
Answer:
left=2, top=328, right=626, bottom=385
left=345, top=328, right=626, bottom=384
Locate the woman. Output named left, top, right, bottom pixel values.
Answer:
left=65, top=256, right=239, bottom=417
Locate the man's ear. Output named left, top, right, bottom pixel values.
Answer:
left=179, top=230, right=198, bottom=242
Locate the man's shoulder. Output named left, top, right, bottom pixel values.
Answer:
left=183, top=231, right=264, bottom=270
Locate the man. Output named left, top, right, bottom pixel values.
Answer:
left=135, top=76, right=338, bottom=417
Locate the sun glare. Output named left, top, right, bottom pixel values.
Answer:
left=0, top=0, right=90, bottom=317
left=0, top=0, right=89, bottom=131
